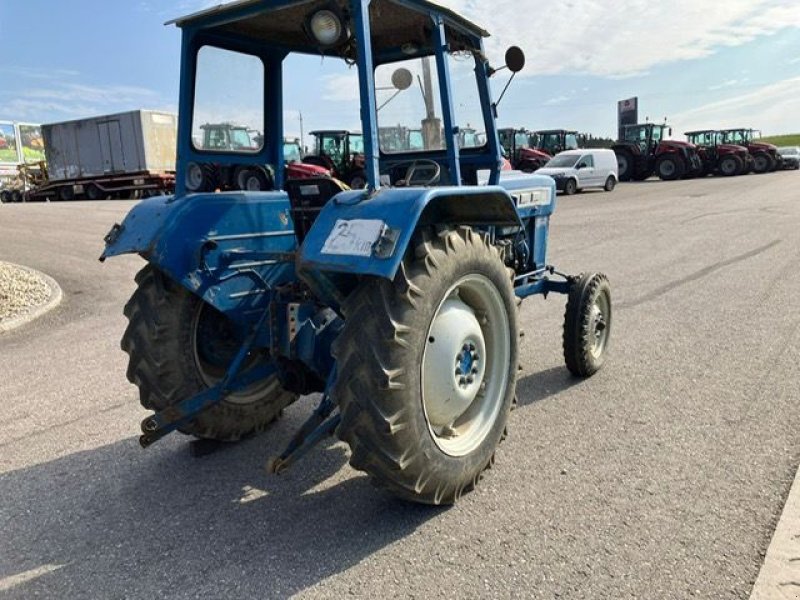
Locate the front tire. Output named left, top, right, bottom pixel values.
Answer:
left=752, top=152, right=771, bottom=174
left=656, top=155, right=685, bottom=181
left=718, top=155, right=742, bottom=177
left=121, top=266, right=297, bottom=441
left=563, top=273, right=612, bottom=377
left=564, top=178, right=578, bottom=196
left=333, top=227, right=519, bottom=504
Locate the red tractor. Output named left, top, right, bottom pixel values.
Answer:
left=497, top=128, right=549, bottom=172
left=302, top=130, right=366, bottom=188
left=685, top=130, right=753, bottom=177
left=613, top=123, right=702, bottom=181
left=719, top=129, right=781, bottom=174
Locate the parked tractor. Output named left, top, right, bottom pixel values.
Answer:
left=102, top=0, right=612, bottom=505
left=188, top=124, right=328, bottom=192
left=497, top=128, right=549, bottom=172
left=719, top=129, right=781, bottom=174
left=303, top=130, right=367, bottom=188
left=613, top=123, right=702, bottom=181
left=684, top=130, right=752, bottom=177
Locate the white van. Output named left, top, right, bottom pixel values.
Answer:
left=537, top=149, right=619, bottom=195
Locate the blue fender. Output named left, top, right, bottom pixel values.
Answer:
left=297, top=174, right=556, bottom=289
left=101, top=192, right=297, bottom=327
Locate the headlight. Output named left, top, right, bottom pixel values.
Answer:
left=307, top=8, right=348, bottom=48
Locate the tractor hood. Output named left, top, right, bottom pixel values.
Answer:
left=520, top=147, right=551, bottom=161
left=662, top=140, right=694, bottom=150
left=718, top=143, right=748, bottom=154
left=288, top=162, right=329, bottom=178
left=749, top=141, right=778, bottom=152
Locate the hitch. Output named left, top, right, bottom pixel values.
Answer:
left=266, top=373, right=340, bottom=474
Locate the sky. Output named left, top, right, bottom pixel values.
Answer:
left=1, top=0, right=799, bottom=145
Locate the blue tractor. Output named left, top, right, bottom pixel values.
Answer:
left=102, top=0, right=612, bottom=505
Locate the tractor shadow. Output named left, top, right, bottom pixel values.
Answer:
left=0, top=406, right=444, bottom=599
left=516, top=366, right=583, bottom=408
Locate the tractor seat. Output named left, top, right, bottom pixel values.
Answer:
left=284, top=176, right=349, bottom=242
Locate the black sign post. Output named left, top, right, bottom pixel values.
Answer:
left=618, top=97, right=638, bottom=141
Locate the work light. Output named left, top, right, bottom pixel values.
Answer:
left=306, top=6, right=349, bottom=49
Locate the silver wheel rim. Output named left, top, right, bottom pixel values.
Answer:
left=187, top=165, right=203, bottom=191
left=245, top=175, right=262, bottom=191
left=421, top=274, right=511, bottom=457
left=191, top=302, right=273, bottom=405
left=589, top=291, right=610, bottom=360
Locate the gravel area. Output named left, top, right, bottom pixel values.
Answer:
left=0, top=261, right=53, bottom=324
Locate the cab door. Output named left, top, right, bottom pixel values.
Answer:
left=575, top=154, right=596, bottom=187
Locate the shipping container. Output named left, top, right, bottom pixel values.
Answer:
left=43, top=110, right=176, bottom=181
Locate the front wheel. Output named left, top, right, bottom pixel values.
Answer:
left=563, top=273, right=612, bottom=377
left=121, top=266, right=297, bottom=441
left=333, top=227, right=519, bottom=504
left=564, top=178, right=578, bottom=195
left=752, top=153, right=771, bottom=174
left=656, top=155, right=685, bottom=181
left=718, top=155, right=742, bottom=177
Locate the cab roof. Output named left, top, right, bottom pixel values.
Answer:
left=168, top=0, right=489, bottom=55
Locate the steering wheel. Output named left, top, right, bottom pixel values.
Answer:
left=387, top=159, right=442, bottom=187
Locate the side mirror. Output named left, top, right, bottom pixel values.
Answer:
left=505, top=46, right=526, bottom=73
left=668, top=128, right=673, bottom=137
left=391, top=68, right=413, bottom=91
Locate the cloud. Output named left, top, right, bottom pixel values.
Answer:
left=436, top=0, right=800, bottom=77
left=671, top=76, right=800, bottom=135
left=708, top=78, right=749, bottom=91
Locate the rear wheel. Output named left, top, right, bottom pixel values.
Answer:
left=615, top=150, right=634, bottom=182
left=604, top=176, right=616, bottom=192
left=121, top=265, right=297, bottom=441
left=563, top=273, right=612, bottom=377
left=655, top=155, right=685, bottom=181
left=58, top=185, right=75, bottom=201
left=347, top=170, right=367, bottom=190
left=564, top=178, right=578, bottom=196
left=85, top=183, right=104, bottom=200
left=333, top=227, right=519, bottom=504
left=234, top=166, right=272, bottom=191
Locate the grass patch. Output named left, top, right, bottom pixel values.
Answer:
left=761, top=134, right=800, bottom=147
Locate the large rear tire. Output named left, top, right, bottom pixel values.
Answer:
left=121, top=265, right=297, bottom=441
left=615, top=150, right=634, bottom=182
left=333, top=227, right=519, bottom=505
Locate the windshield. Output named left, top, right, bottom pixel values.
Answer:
left=723, top=130, right=750, bottom=144
left=283, top=141, right=301, bottom=163
left=544, top=154, right=580, bottom=168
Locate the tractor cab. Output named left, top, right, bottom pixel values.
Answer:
left=199, top=123, right=261, bottom=152
left=621, top=123, right=669, bottom=154
left=534, top=129, right=582, bottom=156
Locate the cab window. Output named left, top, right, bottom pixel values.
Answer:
left=193, top=46, right=264, bottom=153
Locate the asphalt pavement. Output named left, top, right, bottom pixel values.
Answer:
left=1, top=172, right=799, bottom=598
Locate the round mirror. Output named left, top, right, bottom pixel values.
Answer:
left=391, top=68, right=413, bottom=91
left=505, top=46, right=526, bottom=73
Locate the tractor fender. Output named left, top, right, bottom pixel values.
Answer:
left=297, top=180, right=553, bottom=286
left=101, top=192, right=297, bottom=325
